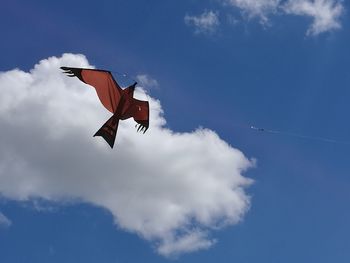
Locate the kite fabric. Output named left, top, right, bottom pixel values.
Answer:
left=61, top=67, right=149, bottom=148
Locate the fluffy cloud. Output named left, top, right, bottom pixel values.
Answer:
left=0, top=212, right=12, bottom=228
left=185, top=10, right=220, bottom=34
left=0, top=54, right=254, bottom=256
left=223, top=0, right=281, bottom=23
left=199, top=0, right=344, bottom=35
left=284, top=0, right=344, bottom=35
left=136, top=74, right=159, bottom=89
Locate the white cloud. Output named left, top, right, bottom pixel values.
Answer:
left=0, top=54, right=254, bottom=256
left=223, top=0, right=281, bottom=23
left=0, top=212, right=12, bottom=228
left=136, top=74, right=159, bottom=89
left=158, top=230, right=216, bottom=256
left=213, top=0, right=345, bottom=35
left=185, top=11, right=220, bottom=34
left=284, top=0, right=344, bottom=35
left=227, top=14, right=241, bottom=26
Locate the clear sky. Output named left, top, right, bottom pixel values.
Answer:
left=1, top=0, right=350, bottom=262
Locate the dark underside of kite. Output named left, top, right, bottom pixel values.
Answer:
left=61, top=67, right=149, bottom=148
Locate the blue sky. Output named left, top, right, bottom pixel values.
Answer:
left=1, top=0, right=350, bottom=262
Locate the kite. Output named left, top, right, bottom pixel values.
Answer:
left=61, top=67, right=149, bottom=148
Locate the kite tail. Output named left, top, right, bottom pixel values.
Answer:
left=94, top=115, right=119, bottom=148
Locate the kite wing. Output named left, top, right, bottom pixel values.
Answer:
left=61, top=67, right=122, bottom=113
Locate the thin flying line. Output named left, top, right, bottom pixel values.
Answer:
left=250, top=125, right=350, bottom=145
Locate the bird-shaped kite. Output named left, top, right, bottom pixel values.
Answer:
left=61, top=67, right=149, bottom=148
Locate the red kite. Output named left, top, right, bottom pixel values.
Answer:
left=61, top=67, right=149, bottom=148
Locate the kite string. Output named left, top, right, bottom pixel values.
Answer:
left=249, top=124, right=350, bottom=145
